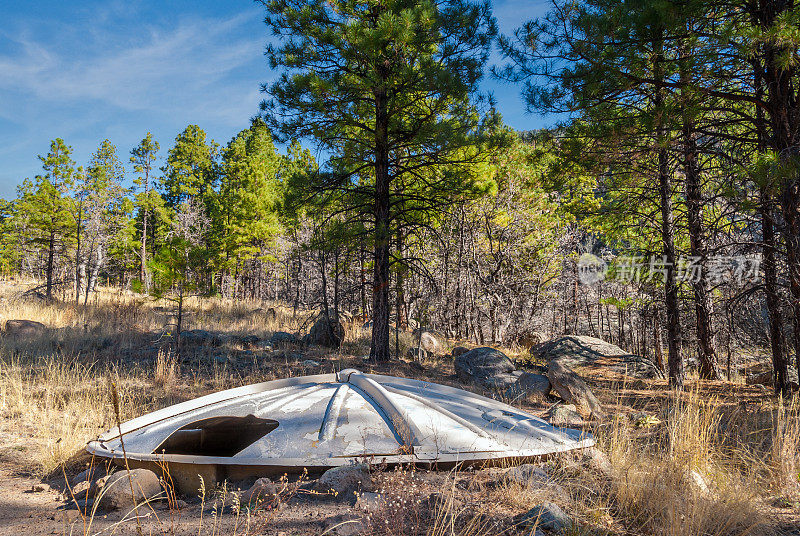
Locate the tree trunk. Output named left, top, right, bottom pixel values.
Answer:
left=753, top=58, right=791, bottom=395
left=683, top=114, right=719, bottom=380
left=370, top=78, right=391, bottom=362
left=654, top=36, right=683, bottom=389
left=140, top=170, right=149, bottom=289
left=46, top=230, right=55, bottom=302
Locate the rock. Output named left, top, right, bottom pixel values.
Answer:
left=236, top=334, right=260, bottom=346
left=317, top=464, right=374, bottom=497
left=506, top=372, right=551, bottom=401
left=181, top=329, right=224, bottom=347
left=309, top=315, right=345, bottom=348
left=407, top=346, right=427, bottom=360
left=533, top=335, right=663, bottom=379
left=3, top=319, right=46, bottom=336
left=302, top=360, right=321, bottom=367
left=414, top=330, right=443, bottom=355
left=71, top=466, right=108, bottom=486
left=515, top=502, right=573, bottom=533
left=455, top=347, right=518, bottom=390
left=71, top=480, right=94, bottom=499
left=270, top=331, right=300, bottom=347
left=424, top=491, right=464, bottom=511
left=582, top=447, right=613, bottom=478
left=96, top=469, right=164, bottom=510
left=687, top=470, right=710, bottom=496
left=451, top=346, right=469, bottom=357
left=354, top=491, right=384, bottom=512
left=547, top=404, right=585, bottom=426
left=746, top=368, right=798, bottom=387
left=505, top=465, right=563, bottom=494
left=240, top=477, right=277, bottom=506
left=323, top=514, right=367, bottom=536
left=547, top=360, right=605, bottom=420
left=515, top=330, right=546, bottom=347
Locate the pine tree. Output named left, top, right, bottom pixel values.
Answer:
left=260, top=0, right=500, bottom=361
left=212, top=120, right=283, bottom=287
left=16, top=138, right=76, bottom=301
left=161, top=125, right=219, bottom=209
left=130, top=133, right=160, bottom=289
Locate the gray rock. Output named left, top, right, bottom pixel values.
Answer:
left=96, top=469, right=164, bottom=510
left=505, top=465, right=563, bottom=495
left=533, top=335, right=663, bottom=379
left=547, top=360, right=605, bottom=420
left=270, top=331, right=300, bottom=347
left=181, top=329, right=224, bottom=346
left=506, top=372, right=551, bottom=401
left=236, top=334, right=260, bottom=346
left=354, top=491, right=384, bottom=512
left=451, top=346, right=469, bottom=357
left=547, top=404, right=585, bottom=426
left=240, top=477, right=277, bottom=506
left=455, top=347, right=517, bottom=389
left=302, top=360, right=321, bottom=367
left=317, top=464, right=374, bottom=497
left=515, top=502, right=573, bottom=533
left=309, top=315, right=345, bottom=348
left=71, top=466, right=108, bottom=486
left=3, top=319, right=46, bottom=336
left=415, top=331, right=443, bottom=355
left=323, top=514, right=367, bottom=536
left=582, top=447, right=613, bottom=477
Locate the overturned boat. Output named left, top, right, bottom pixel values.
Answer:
left=88, top=369, right=593, bottom=491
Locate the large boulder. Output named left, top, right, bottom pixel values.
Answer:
left=96, top=469, right=164, bottom=510
left=309, top=315, right=345, bottom=348
left=534, top=335, right=663, bottom=379
left=506, top=372, right=551, bottom=401
left=3, top=319, right=46, bottom=337
left=514, top=329, right=546, bottom=348
left=455, top=347, right=518, bottom=389
left=547, top=360, right=605, bottom=420
left=413, top=329, right=444, bottom=355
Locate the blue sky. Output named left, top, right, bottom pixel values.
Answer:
left=0, top=0, right=553, bottom=199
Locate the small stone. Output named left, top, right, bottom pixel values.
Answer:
left=515, top=502, right=573, bottom=533
left=354, top=491, right=384, bottom=512
left=302, top=360, right=321, bottom=367
left=96, top=469, right=164, bottom=511
left=687, top=470, right=710, bottom=496
left=582, top=447, right=613, bottom=478
left=71, top=465, right=109, bottom=486
left=323, top=514, right=366, bottom=536
left=240, top=477, right=278, bottom=506
left=317, top=464, right=374, bottom=496
left=547, top=404, right=585, bottom=426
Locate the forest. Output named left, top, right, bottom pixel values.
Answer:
left=2, top=0, right=798, bottom=392
left=1, top=0, right=800, bottom=534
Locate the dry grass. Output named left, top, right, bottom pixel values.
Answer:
left=1, top=279, right=799, bottom=535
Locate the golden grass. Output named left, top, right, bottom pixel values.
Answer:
left=1, top=280, right=798, bottom=535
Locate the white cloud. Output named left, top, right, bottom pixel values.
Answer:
left=0, top=10, right=266, bottom=118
